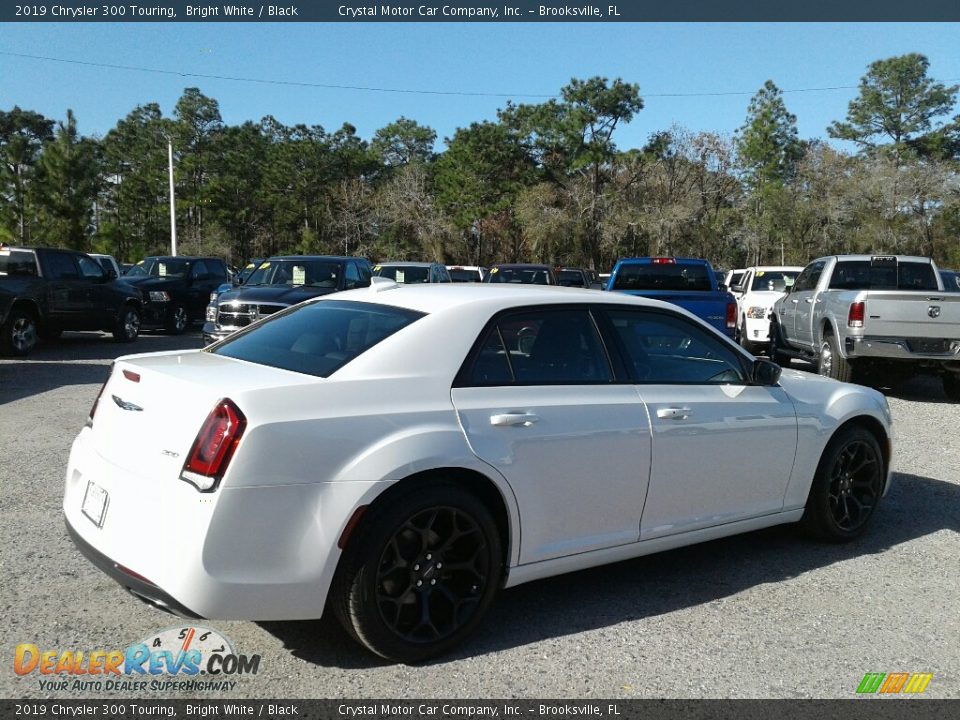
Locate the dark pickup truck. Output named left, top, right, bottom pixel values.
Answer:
left=0, top=246, right=142, bottom=356
left=202, top=255, right=372, bottom=344
left=122, top=256, right=230, bottom=334
left=605, top=256, right=737, bottom=338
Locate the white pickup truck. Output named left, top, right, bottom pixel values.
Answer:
left=769, top=254, right=960, bottom=399
left=732, top=265, right=804, bottom=353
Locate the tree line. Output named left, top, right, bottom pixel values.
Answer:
left=2, top=53, right=958, bottom=272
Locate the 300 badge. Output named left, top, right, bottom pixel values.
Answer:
left=129, top=626, right=261, bottom=676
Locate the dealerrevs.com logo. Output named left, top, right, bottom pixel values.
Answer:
left=14, top=626, right=261, bottom=693
left=856, top=673, right=934, bottom=695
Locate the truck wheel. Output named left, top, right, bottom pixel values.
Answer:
left=164, top=305, right=188, bottom=335
left=800, top=425, right=884, bottom=542
left=768, top=319, right=788, bottom=366
left=818, top=333, right=856, bottom=383
left=1, top=307, right=38, bottom=356
left=113, top=305, right=141, bottom=343
left=943, top=373, right=960, bottom=402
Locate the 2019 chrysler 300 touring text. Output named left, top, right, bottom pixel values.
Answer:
left=64, top=281, right=893, bottom=662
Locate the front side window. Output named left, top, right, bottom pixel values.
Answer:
left=211, top=300, right=424, bottom=378
left=605, top=309, right=746, bottom=384
left=463, top=308, right=612, bottom=386
left=77, top=255, right=104, bottom=279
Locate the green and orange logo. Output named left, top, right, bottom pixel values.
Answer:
left=857, top=673, right=933, bottom=695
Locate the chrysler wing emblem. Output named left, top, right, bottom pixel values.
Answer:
left=928, top=305, right=941, bottom=319
left=111, top=395, right=143, bottom=412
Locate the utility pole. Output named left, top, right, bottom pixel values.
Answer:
left=167, top=138, right=177, bottom=256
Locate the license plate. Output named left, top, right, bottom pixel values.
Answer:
left=81, top=481, right=109, bottom=528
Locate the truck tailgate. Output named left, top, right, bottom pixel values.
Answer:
left=862, top=292, right=960, bottom=344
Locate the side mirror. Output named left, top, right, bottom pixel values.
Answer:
left=105, top=267, right=118, bottom=280
left=752, top=358, right=782, bottom=386
left=731, top=284, right=744, bottom=293
left=717, top=283, right=727, bottom=292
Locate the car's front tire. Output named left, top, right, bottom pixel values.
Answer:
left=768, top=318, right=788, bottom=366
left=113, top=305, right=141, bottom=343
left=331, top=484, right=503, bottom=663
left=164, top=304, right=188, bottom=335
left=1, top=307, right=38, bottom=356
left=801, top=425, right=884, bottom=542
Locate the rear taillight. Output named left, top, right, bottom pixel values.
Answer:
left=86, top=365, right=114, bottom=427
left=726, top=302, right=737, bottom=330
left=180, top=399, right=247, bottom=492
left=848, top=301, right=865, bottom=328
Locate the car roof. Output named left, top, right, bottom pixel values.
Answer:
left=375, top=261, right=437, bottom=267
left=330, top=281, right=679, bottom=316
left=263, top=255, right=359, bottom=262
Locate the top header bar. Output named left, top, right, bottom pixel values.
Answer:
left=4, top=0, right=960, bottom=22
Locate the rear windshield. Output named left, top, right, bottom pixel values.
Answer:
left=557, top=270, right=586, bottom=287
left=209, top=300, right=425, bottom=377
left=487, top=267, right=552, bottom=284
left=375, top=265, right=430, bottom=284
left=449, top=268, right=482, bottom=282
left=829, top=261, right=939, bottom=291
left=613, top=263, right=712, bottom=292
left=0, top=250, right=38, bottom=277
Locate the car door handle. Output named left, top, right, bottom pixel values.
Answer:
left=804, top=298, right=814, bottom=303
left=656, top=407, right=691, bottom=420
left=490, top=413, right=541, bottom=427
left=791, top=299, right=799, bottom=304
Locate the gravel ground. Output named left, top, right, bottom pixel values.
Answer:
left=1, top=331, right=957, bottom=700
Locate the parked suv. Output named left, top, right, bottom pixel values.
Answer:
left=122, top=256, right=230, bottom=334
left=203, top=255, right=371, bottom=344
left=0, top=246, right=142, bottom=356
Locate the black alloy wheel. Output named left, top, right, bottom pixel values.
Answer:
left=802, top=426, right=884, bottom=541
left=332, top=484, right=502, bottom=663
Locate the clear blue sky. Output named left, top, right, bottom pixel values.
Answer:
left=2, top=23, right=958, bottom=151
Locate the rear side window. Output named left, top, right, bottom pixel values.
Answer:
left=210, top=300, right=424, bottom=378
left=462, top=308, right=612, bottom=386
left=612, top=263, right=712, bottom=291
left=0, top=250, right=38, bottom=277
left=829, top=260, right=939, bottom=291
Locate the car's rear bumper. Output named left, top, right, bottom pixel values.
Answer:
left=63, top=428, right=347, bottom=621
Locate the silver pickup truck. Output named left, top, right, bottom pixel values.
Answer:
left=769, top=254, right=960, bottom=399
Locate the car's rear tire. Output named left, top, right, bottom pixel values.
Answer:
left=164, top=304, right=188, bottom=335
left=1, top=307, right=38, bottom=356
left=818, top=332, right=857, bottom=383
left=800, top=425, right=884, bottom=542
left=943, top=373, right=960, bottom=402
left=113, top=305, right=141, bottom=343
left=331, top=484, right=502, bottom=663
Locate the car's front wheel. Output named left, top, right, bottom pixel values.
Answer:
left=113, top=305, right=141, bottom=343
left=1, top=307, right=38, bottom=356
left=164, top=304, right=188, bottom=335
left=801, top=425, right=884, bottom=542
left=331, top=484, right=502, bottom=663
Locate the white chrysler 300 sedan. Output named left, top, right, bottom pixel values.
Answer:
left=64, top=281, right=893, bottom=662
